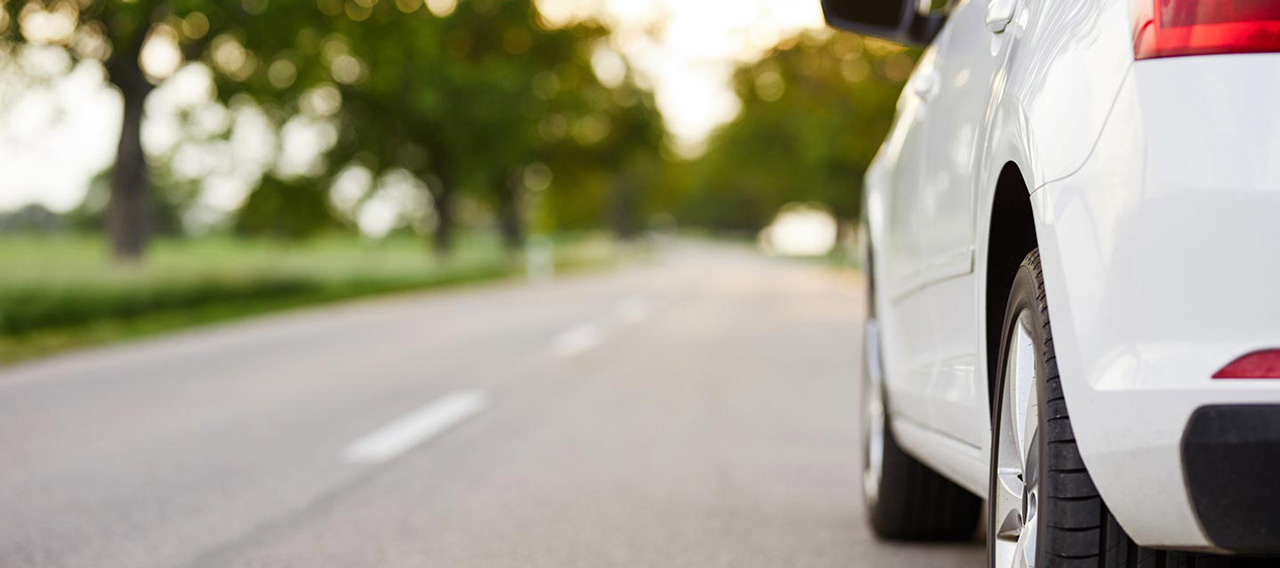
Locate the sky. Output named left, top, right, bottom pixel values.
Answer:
left=0, top=0, right=825, bottom=216
left=539, top=0, right=825, bottom=149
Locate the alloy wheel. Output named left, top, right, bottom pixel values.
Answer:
left=993, top=310, right=1042, bottom=568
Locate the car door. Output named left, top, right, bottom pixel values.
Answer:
left=911, top=0, right=1011, bottom=447
left=877, top=46, right=941, bottom=429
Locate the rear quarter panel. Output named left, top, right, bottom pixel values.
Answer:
left=868, top=0, right=1138, bottom=496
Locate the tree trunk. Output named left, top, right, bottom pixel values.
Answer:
left=106, top=51, right=153, bottom=261
left=433, top=181, right=455, bottom=256
left=609, top=176, right=638, bottom=240
left=496, top=172, right=524, bottom=251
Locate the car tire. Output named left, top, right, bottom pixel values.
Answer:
left=862, top=284, right=980, bottom=541
left=987, top=250, right=1269, bottom=568
left=990, top=248, right=1106, bottom=567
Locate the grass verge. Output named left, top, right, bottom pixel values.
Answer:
left=0, top=233, right=619, bottom=365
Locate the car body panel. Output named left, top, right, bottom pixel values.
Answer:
left=905, top=0, right=1005, bottom=450
left=865, top=0, right=1280, bottom=550
left=874, top=0, right=1135, bottom=490
left=1032, top=54, right=1280, bottom=548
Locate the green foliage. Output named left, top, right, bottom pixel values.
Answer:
left=0, top=204, right=63, bottom=233
left=543, top=81, right=667, bottom=237
left=2, top=0, right=667, bottom=256
left=228, top=0, right=666, bottom=245
left=0, top=233, right=618, bottom=343
left=234, top=176, right=344, bottom=239
left=0, top=0, right=302, bottom=258
left=678, top=32, right=917, bottom=232
left=63, top=171, right=195, bottom=236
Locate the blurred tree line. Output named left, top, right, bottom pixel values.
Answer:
left=1, top=0, right=663, bottom=260
left=1, top=0, right=912, bottom=261
left=673, top=32, right=915, bottom=237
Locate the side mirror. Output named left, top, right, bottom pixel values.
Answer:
left=821, top=0, right=946, bottom=46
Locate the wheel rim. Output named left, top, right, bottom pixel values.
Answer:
left=993, top=310, right=1041, bottom=568
left=862, top=325, right=885, bottom=506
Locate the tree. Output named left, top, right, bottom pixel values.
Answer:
left=252, top=0, right=663, bottom=254
left=0, top=204, right=62, bottom=233
left=538, top=73, right=666, bottom=239
left=233, top=175, right=342, bottom=239
left=65, top=169, right=193, bottom=236
left=3, top=0, right=667, bottom=255
left=0, top=1, right=278, bottom=259
left=680, top=32, right=916, bottom=233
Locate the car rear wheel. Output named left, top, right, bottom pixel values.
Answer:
left=990, top=254, right=1046, bottom=567
left=992, top=249, right=1117, bottom=568
left=862, top=317, right=980, bottom=541
left=987, top=250, right=1270, bottom=568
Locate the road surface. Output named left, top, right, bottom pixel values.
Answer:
left=0, top=243, right=983, bottom=567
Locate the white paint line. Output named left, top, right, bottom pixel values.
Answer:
left=343, top=391, right=489, bottom=464
left=551, top=322, right=605, bottom=358
left=614, top=296, right=652, bottom=324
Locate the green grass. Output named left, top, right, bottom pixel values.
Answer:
left=0, top=233, right=620, bottom=364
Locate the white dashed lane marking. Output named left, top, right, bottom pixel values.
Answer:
left=343, top=391, right=490, bottom=463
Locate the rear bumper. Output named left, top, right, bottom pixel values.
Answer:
left=1032, top=54, right=1280, bottom=550
left=1183, top=405, right=1280, bottom=554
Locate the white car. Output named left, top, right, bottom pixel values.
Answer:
left=822, top=0, right=1280, bottom=566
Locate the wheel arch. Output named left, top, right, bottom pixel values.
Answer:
left=983, top=162, right=1038, bottom=413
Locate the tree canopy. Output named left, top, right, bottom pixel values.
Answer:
left=2, top=0, right=295, bottom=258
left=2, top=0, right=666, bottom=258
left=676, top=32, right=916, bottom=234
left=3, top=3, right=915, bottom=256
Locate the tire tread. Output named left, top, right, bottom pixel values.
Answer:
left=1002, top=251, right=1267, bottom=568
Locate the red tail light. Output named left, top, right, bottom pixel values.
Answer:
left=1213, top=349, right=1280, bottom=379
left=1133, top=0, right=1280, bottom=60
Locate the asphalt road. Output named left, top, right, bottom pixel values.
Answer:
left=0, top=243, right=983, bottom=567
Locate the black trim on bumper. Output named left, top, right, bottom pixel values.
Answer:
left=1182, top=405, right=1280, bottom=554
